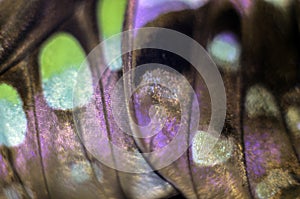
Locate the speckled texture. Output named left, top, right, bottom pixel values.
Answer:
left=192, top=131, right=234, bottom=166
left=255, top=169, right=298, bottom=199
left=245, top=85, right=279, bottom=118
left=282, top=88, right=300, bottom=160
left=0, top=0, right=300, bottom=198
left=43, top=67, right=93, bottom=110
left=244, top=86, right=300, bottom=198
left=0, top=97, right=27, bottom=147
left=286, top=106, right=300, bottom=136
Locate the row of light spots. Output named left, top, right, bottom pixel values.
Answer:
left=192, top=131, right=234, bottom=166
left=208, top=32, right=241, bottom=71
left=286, top=107, right=300, bottom=135
left=255, top=169, right=297, bottom=199
left=245, top=85, right=279, bottom=118
left=39, top=33, right=93, bottom=110
left=98, top=0, right=126, bottom=71
left=0, top=84, right=27, bottom=147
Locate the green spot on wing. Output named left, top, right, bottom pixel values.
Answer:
left=0, top=84, right=20, bottom=104
left=97, top=0, right=126, bottom=71
left=98, top=0, right=127, bottom=38
left=39, top=32, right=86, bottom=80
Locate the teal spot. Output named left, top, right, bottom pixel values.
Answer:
left=39, top=32, right=93, bottom=110
left=208, top=32, right=241, bottom=70
left=98, top=0, right=126, bottom=71
left=70, top=162, right=91, bottom=183
left=0, top=84, right=27, bottom=147
left=103, top=37, right=123, bottom=71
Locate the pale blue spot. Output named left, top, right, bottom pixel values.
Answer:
left=0, top=86, right=27, bottom=147
left=43, top=67, right=93, bottom=110
left=103, top=37, right=123, bottom=71
left=70, top=162, right=91, bottom=183
left=208, top=32, right=241, bottom=70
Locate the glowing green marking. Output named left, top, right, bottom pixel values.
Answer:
left=98, top=0, right=127, bottom=38
left=39, top=32, right=85, bottom=80
left=39, top=32, right=93, bottom=110
left=98, top=0, right=126, bottom=71
left=0, top=84, right=19, bottom=104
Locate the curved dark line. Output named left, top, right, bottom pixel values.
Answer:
left=4, top=148, right=32, bottom=198
left=26, top=55, right=52, bottom=199
left=240, top=84, right=255, bottom=199
left=0, top=3, right=77, bottom=77
left=186, top=67, right=201, bottom=199
left=277, top=97, right=300, bottom=164
left=97, top=76, right=129, bottom=199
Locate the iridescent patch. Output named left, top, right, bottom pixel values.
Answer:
left=0, top=84, right=27, bottom=147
